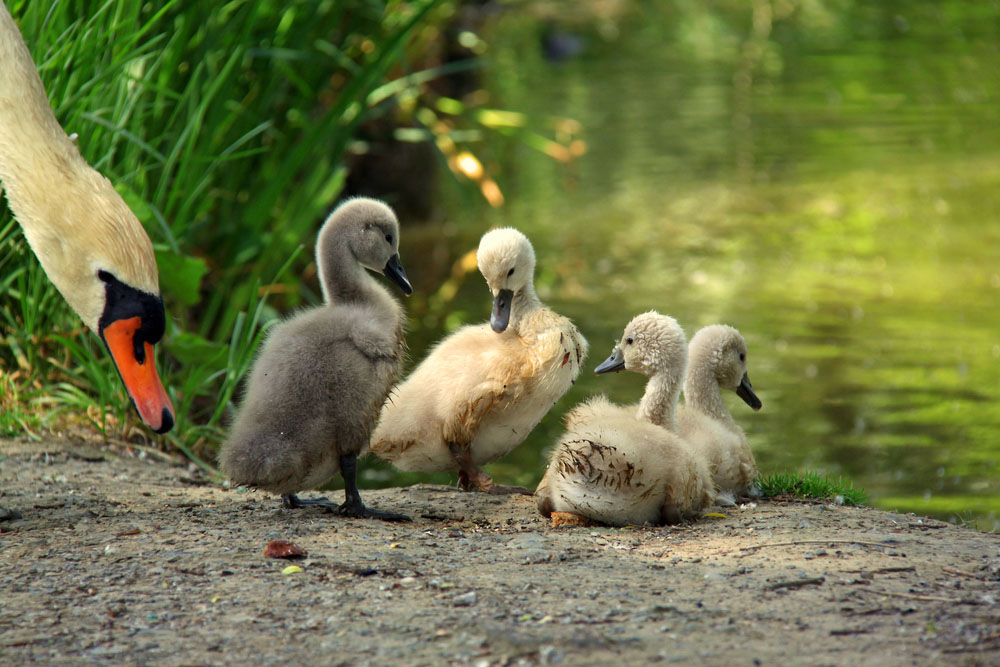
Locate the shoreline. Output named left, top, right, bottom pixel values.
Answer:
left=2, top=436, right=998, bottom=665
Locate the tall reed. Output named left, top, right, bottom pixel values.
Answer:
left=0, top=0, right=447, bottom=452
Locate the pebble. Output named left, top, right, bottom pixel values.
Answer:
left=453, top=591, right=477, bottom=607
left=539, top=645, right=564, bottom=664
left=523, top=550, right=551, bottom=564
left=507, top=533, right=549, bottom=550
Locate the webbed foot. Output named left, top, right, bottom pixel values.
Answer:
left=281, top=494, right=339, bottom=510
left=453, top=444, right=530, bottom=495
left=334, top=453, right=411, bottom=522
left=458, top=468, right=532, bottom=496
left=334, top=498, right=411, bottom=522
left=551, top=511, right=596, bottom=527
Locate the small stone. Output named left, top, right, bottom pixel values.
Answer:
left=508, top=533, right=549, bottom=549
left=539, top=645, right=563, bottom=664
left=453, top=591, right=477, bottom=607
left=523, top=550, right=551, bottom=564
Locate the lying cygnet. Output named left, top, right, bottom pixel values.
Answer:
left=371, top=228, right=587, bottom=494
left=219, top=198, right=412, bottom=521
left=677, top=324, right=762, bottom=506
left=535, top=312, right=714, bottom=526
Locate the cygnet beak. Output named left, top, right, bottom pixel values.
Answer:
left=490, top=288, right=513, bottom=333
left=594, top=347, right=625, bottom=374
left=383, top=254, right=412, bottom=295
left=736, top=372, right=762, bottom=411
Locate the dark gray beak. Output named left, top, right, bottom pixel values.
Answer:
left=735, top=372, right=762, bottom=411
left=490, top=288, right=513, bottom=333
left=594, top=347, right=625, bottom=374
left=383, top=254, right=412, bottom=295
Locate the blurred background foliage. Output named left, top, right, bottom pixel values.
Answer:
left=1, top=0, right=998, bottom=529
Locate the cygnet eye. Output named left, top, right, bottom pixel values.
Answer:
left=739, top=352, right=745, bottom=361
left=385, top=233, right=393, bottom=244
left=626, top=337, right=634, bottom=345
left=507, top=267, right=515, bottom=277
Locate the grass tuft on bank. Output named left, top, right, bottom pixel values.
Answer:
left=757, top=471, right=868, bottom=506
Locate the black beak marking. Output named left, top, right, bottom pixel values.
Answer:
left=736, top=371, right=762, bottom=411
left=491, top=288, right=513, bottom=333
left=383, top=254, right=413, bottom=295
left=594, top=347, right=626, bottom=375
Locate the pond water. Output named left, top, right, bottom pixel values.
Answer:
left=368, top=2, right=1000, bottom=531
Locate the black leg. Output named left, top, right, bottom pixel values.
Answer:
left=281, top=493, right=338, bottom=510
left=334, top=454, right=410, bottom=522
left=0, top=507, right=21, bottom=522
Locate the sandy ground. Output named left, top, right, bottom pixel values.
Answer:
left=1, top=436, right=998, bottom=666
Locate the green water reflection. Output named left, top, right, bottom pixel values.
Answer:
left=367, top=2, right=1000, bottom=530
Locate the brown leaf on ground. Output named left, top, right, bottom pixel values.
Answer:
left=264, top=540, right=307, bottom=559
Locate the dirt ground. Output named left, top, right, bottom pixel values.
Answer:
left=1, top=436, right=998, bottom=666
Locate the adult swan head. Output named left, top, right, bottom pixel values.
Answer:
left=0, top=2, right=173, bottom=432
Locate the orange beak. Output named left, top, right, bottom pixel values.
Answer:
left=103, top=316, right=175, bottom=433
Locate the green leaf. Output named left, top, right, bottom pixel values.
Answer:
left=166, top=331, right=224, bottom=366
left=153, top=249, right=207, bottom=306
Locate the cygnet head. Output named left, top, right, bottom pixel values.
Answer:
left=688, top=324, right=762, bottom=410
left=317, top=197, right=412, bottom=299
left=476, top=228, right=536, bottom=333
left=594, top=311, right=687, bottom=377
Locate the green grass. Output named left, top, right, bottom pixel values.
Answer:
left=756, top=471, right=869, bottom=506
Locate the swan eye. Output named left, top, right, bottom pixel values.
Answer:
left=626, top=337, right=634, bottom=345
left=739, top=352, right=745, bottom=361
left=507, top=268, right=515, bottom=277
left=385, top=233, right=393, bottom=244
